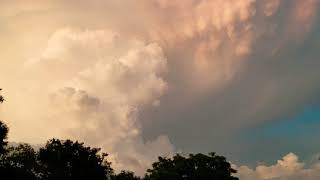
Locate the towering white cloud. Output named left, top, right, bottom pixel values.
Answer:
left=9, top=28, right=173, bottom=174
left=235, top=153, right=320, bottom=180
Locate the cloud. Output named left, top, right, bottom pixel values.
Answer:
left=262, top=0, right=280, bottom=17
left=6, top=28, right=174, bottom=174
left=139, top=0, right=320, bottom=130
left=235, top=153, right=320, bottom=180
left=143, top=0, right=257, bottom=93
left=1, top=0, right=320, bottom=175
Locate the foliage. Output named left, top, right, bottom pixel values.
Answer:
left=111, top=171, right=141, bottom=180
left=38, top=139, right=113, bottom=180
left=0, top=144, right=40, bottom=179
left=144, top=152, right=239, bottom=180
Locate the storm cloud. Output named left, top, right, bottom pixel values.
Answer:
left=0, top=0, right=320, bottom=177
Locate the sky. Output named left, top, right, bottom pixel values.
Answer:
left=0, top=0, right=320, bottom=179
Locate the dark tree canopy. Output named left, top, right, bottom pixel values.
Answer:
left=111, top=171, right=141, bottom=180
left=38, top=139, right=113, bottom=180
left=0, top=144, right=40, bottom=180
left=145, top=152, right=239, bottom=180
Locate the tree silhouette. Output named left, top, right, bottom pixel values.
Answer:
left=145, top=152, right=239, bottom=180
left=111, top=171, right=141, bottom=180
left=38, top=139, right=113, bottom=180
left=0, top=144, right=40, bottom=179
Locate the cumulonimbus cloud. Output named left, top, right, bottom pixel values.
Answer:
left=1, top=0, right=320, bottom=176
left=15, top=28, right=173, bottom=174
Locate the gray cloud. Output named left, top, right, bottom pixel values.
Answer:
left=139, top=0, right=320, bottom=151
